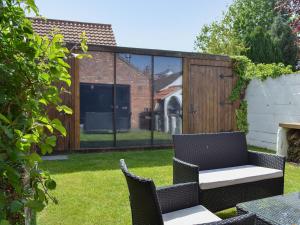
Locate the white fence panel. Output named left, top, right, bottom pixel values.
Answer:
left=245, top=74, right=300, bottom=150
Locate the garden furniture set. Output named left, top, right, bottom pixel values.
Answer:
left=120, top=131, right=290, bottom=225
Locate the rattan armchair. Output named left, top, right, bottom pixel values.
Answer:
left=120, top=159, right=255, bottom=225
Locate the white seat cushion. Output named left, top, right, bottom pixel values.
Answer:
left=163, top=205, right=221, bottom=225
left=199, top=165, right=283, bottom=190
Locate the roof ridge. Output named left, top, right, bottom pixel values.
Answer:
left=28, top=17, right=112, bottom=28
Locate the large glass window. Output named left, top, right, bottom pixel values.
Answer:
left=116, top=53, right=152, bottom=147
left=79, top=52, right=114, bottom=148
left=79, top=51, right=183, bottom=148
left=153, top=56, right=183, bottom=145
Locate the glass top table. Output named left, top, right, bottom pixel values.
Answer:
left=236, top=193, right=300, bottom=225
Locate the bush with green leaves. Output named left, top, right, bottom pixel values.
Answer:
left=230, top=55, right=293, bottom=132
left=0, top=0, right=88, bottom=224
left=235, top=100, right=249, bottom=133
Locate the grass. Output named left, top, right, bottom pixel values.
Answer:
left=80, top=130, right=172, bottom=147
left=37, top=149, right=300, bottom=225
left=247, top=145, right=275, bottom=154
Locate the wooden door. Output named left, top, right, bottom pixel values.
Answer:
left=183, top=58, right=238, bottom=133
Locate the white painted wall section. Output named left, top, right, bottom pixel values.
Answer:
left=245, top=74, right=300, bottom=150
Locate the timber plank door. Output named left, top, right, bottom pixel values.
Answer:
left=183, top=58, right=238, bottom=133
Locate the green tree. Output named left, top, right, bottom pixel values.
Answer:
left=195, top=0, right=276, bottom=56
left=195, top=19, right=247, bottom=56
left=227, top=0, right=277, bottom=40
left=245, top=26, right=277, bottom=63
left=196, top=0, right=298, bottom=67
left=0, top=0, right=88, bottom=224
left=270, top=15, right=298, bottom=66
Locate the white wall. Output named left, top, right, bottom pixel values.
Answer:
left=246, top=74, right=300, bottom=151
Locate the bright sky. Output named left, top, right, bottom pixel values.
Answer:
left=34, top=0, right=233, bottom=52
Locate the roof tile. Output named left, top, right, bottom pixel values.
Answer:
left=154, top=86, right=181, bottom=100
left=29, top=17, right=116, bottom=46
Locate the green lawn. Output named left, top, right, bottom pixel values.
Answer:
left=80, top=130, right=172, bottom=147
left=38, top=149, right=300, bottom=225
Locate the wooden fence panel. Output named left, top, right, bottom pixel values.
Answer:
left=48, top=57, right=79, bottom=152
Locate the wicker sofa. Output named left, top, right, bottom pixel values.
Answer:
left=120, top=159, right=256, bottom=225
left=173, top=132, right=285, bottom=212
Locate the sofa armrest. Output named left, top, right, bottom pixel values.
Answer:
left=200, top=213, right=256, bottom=225
left=248, top=151, right=285, bottom=171
left=173, top=157, right=199, bottom=184
left=156, top=182, right=199, bottom=214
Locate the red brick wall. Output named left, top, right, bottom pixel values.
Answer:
left=78, top=51, right=151, bottom=129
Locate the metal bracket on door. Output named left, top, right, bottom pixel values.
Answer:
left=219, top=74, right=233, bottom=79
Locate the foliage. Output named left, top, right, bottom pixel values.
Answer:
left=226, top=0, right=277, bottom=40
left=230, top=55, right=293, bottom=132
left=244, top=26, right=277, bottom=64
left=244, top=15, right=298, bottom=65
left=270, top=15, right=298, bottom=67
left=195, top=0, right=298, bottom=67
left=0, top=0, right=88, bottom=224
left=275, top=0, right=300, bottom=33
left=194, top=19, right=247, bottom=56
left=235, top=100, right=248, bottom=133
left=246, top=62, right=293, bottom=80
left=229, top=56, right=252, bottom=101
left=195, top=0, right=276, bottom=57
left=230, top=55, right=293, bottom=101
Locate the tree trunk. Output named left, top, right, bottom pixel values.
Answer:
left=23, top=166, right=32, bottom=225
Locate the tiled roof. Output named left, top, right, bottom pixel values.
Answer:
left=29, top=17, right=116, bottom=46
left=154, top=86, right=181, bottom=100
left=154, top=72, right=182, bottom=92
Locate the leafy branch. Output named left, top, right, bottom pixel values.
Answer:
left=230, top=55, right=293, bottom=132
left=0, top=0, right=90, bottom=224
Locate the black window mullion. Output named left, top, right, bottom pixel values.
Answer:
left=151, top=56, right=154, bottom=146
left=181, top=57, right=184, bottom=134
left=113, top=53, right=117, bottom=147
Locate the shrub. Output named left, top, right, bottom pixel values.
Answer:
left=0, top=0, right=88, bottom=224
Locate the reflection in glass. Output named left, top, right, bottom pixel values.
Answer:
left=79, top=52, right=182, bottom=148
left=153, top=56, right=183, bottom=145
left=116, top=54, right=152, bottom=146
left=79, top=52, right=114, bottom=148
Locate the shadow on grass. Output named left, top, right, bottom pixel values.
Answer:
left=42, top=145, right=275, bottom=175
left=80, top=140, right=173, bottom=148
left=41, top=149, right=174, bottom=175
